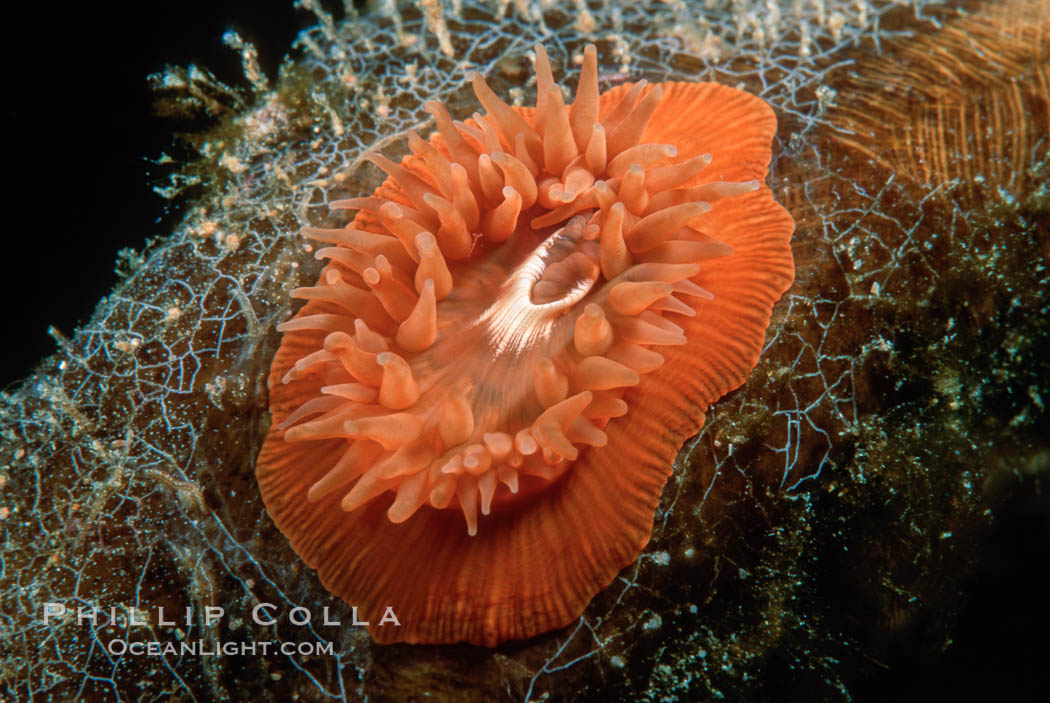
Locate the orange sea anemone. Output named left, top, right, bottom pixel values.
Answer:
left=256, top=45, right=794, bottom=646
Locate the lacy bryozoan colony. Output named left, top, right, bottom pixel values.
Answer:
left=256, top=45, right=794, bottom=646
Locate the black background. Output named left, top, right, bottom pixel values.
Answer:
left=2, top=1, right=306, bottom=388
left=1, top=3, right=1046, bottom=701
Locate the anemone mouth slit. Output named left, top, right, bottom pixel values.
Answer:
left=519, top=216, right=601, bottom=310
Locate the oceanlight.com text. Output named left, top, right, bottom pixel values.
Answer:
left=106, top=639, right=336, bottom=657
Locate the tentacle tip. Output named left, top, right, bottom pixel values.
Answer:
left=387, top=508, right=411, bottom=524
